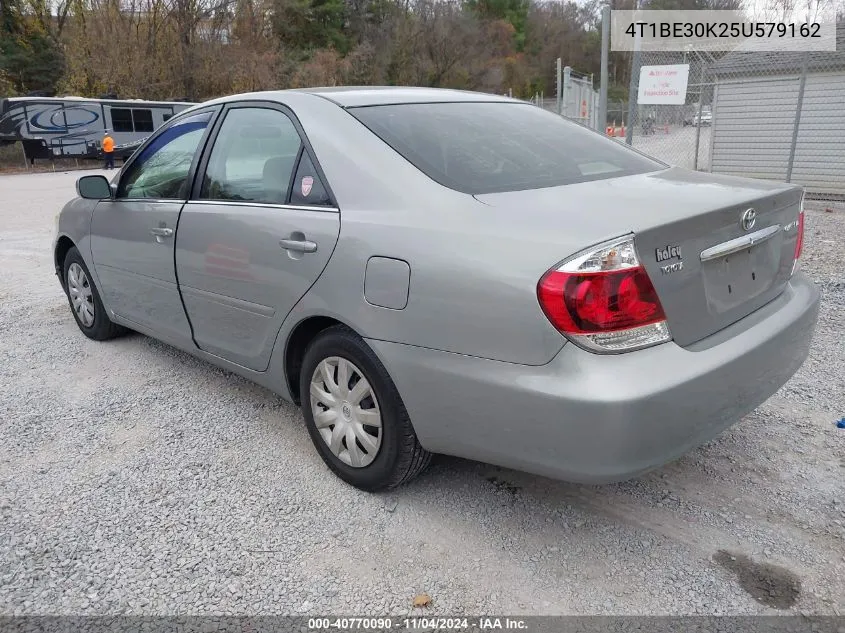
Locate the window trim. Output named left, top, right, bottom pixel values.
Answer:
left=189, top=100, right=338, bottom=210
left=115, top=106, right=221, bottom=202
left=184, top=199, right=338, bottom=213
left=286, top=145, right=306, bottom=205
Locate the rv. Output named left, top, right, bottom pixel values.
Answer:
left=0, top=96, right=194, bottom=163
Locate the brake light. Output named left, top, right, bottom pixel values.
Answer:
left=537, top=236, right=672, bottom=353
left=794, top=210, right=804, bottom=260
left=790, top=198, right=805, bottom=276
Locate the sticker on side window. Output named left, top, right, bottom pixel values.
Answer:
left=301, top=176, right=314, bottom=197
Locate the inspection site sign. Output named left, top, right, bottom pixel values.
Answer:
left=637, top=64, right=689, bottom=105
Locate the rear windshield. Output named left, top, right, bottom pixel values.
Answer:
left=350, top=102, right=664, bottom=195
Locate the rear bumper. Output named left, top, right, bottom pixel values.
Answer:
left=367, top=272, right=820, bottom=483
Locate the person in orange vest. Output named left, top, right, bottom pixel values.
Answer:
left=102, top=131, right=115, bottom=170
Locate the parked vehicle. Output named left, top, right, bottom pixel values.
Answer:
left=0, top=96, right=193, bottom=163
left=54, top=88, right=819, bottom=491
left=695, top=111, right=713, bottom=126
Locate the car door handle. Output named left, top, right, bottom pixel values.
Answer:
left=279, top=238, right=317, bottom=253
left=150, top=227, right=173, bottom=238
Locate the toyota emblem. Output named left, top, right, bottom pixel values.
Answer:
left=741, top=208, right=757, bottom=232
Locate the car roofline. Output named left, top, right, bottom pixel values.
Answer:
left=182, top=87, right=520, bottom=110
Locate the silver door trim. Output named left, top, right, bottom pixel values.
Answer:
left=185, top=200, right=339, bottom=213
left=699, top=225, right=782, bottom=263
left=108, top=198, right=184, bottom=204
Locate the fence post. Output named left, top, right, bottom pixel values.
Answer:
left=556, top=58, right=562, bottom=115
left=786, top=52, right=809, bottom=183
left=693, top=63, right=706, bottom=171
left=563, top=66, right=572, bottom=118
left=599, top=5, right=610, bottom=133
left=625, top=22, right=641, bottom=145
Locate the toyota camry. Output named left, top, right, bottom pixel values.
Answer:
left=53, top=87, right=820, bottom=490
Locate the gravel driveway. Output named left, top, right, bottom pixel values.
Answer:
left=1, top=170, right=843, bottom=616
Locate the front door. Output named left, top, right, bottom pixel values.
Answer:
left=90, top=110, right=214, bottom=342
left=175, top=104, right=340, bottom=371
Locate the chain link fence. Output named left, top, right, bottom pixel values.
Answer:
left=542, top=25, right=845, bottom=199
left=623, top=49, right=715, bottom=172
left=622, top=29, right=845, bottom=199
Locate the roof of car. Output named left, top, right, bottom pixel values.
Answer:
left=296, top=86, right=515, bottom=107
left=199, top=87, right=516, bottom=110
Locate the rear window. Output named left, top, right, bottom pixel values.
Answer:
left=350, top=102, right=664, bottom=195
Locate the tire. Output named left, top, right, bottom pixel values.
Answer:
left=63, top=246, right=126, bottom=341
left=300, top=325, right=431, bottom=491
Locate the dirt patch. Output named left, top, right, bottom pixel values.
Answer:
left=486, top=475, right=521, bottom=496
left=713, top=549, right=801, bottom=609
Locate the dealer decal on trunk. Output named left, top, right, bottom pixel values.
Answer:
left=656, top=244, right=684, bottom=275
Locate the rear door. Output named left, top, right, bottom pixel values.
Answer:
left=90, top=109, right=215, bottom=342
left=175, top=102, right=340, bottom=371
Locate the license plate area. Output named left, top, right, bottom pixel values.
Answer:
left=702, top=239, right=780, bottom=313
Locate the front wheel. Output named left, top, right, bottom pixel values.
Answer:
left=300, top=326, right=431, bottom=491
left=63, top=246, right=126, bottom=341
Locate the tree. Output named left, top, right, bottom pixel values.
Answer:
left=270, top=0, right=349, bottom=52
left=0, top=0, right=65, bottom=94
left=464, top=0, right=529, bottom=50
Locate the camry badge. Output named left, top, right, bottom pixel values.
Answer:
left=741, top=208, right=757, bottom=232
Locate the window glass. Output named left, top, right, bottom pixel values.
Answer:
left=289, top=153, right=332, bottom=206
left=117, top=111, right=212, bottom=200
left=350, top=102, right=664, bottom=195
left=200, top=107, right=302, bottom=204
left=132, top=109, right=154, bottom=132
left=111, top=108, right=133, bottom=132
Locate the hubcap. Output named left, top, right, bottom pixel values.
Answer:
left=67, top=263, right=95, bottom=328
left=310, top=356, right=382, bottom=468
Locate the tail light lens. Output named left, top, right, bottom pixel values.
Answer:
left=537, top=236, right=672, bottom=353
left=791, top=198, right=805, bottom=276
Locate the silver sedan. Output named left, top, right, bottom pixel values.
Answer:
left=54, top=87, right=820, bottom=490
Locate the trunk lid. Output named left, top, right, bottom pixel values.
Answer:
left=475, top=167, right=803, bottom=347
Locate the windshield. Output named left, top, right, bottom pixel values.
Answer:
left=350, top=102, right=664, bottom=195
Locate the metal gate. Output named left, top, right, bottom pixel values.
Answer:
left=557, top=63, right=599, bottom=130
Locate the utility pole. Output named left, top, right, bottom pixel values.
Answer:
left=626, top=1, right=642, bottom=145
left=556, top=58, right=562, bottom=115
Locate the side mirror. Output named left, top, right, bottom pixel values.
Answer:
left=77, top=175, right=113, bottom=200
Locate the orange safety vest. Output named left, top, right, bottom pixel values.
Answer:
left=102, top=136, right=115, bottom=153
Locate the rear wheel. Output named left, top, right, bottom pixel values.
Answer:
left=63, top=247, right=126, bottom=341
left=300, top=325, right=431, bottom=491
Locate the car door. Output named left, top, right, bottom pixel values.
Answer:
left=89, top=109, right=216, bottom=342
left=175, top=103, right=340, bottom=371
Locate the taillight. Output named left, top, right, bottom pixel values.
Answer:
left=537, top=236, right=672, bottom=353
left=791, top=198, right=805, bottom=277
left=794, top=210, right=804, bottom=260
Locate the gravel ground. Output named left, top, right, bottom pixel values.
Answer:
left=0, top=170, right=843, bottom=616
